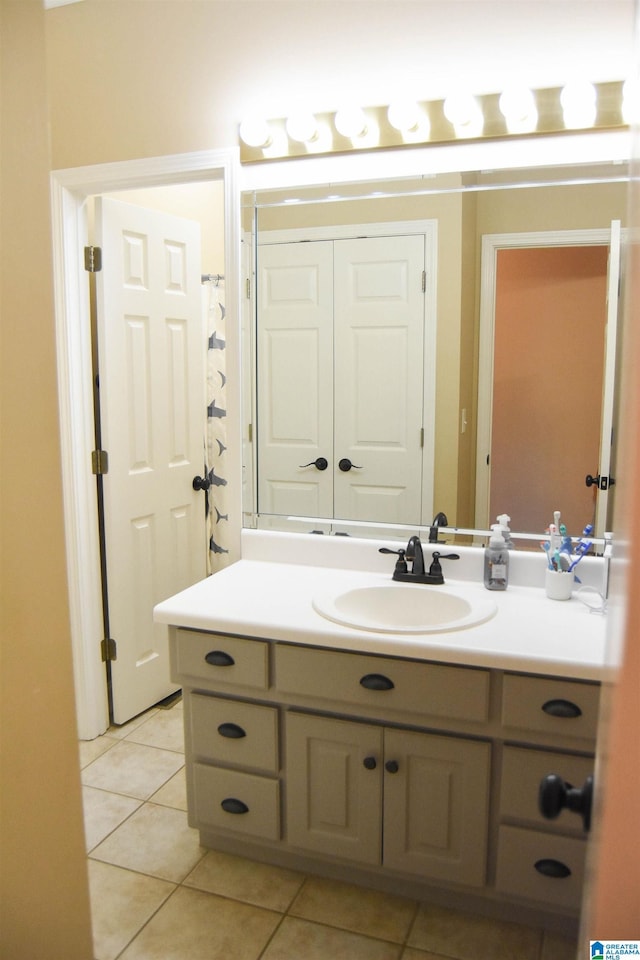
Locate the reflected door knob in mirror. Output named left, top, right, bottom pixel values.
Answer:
left=192, top=474, right=210, bottom=491
left=338, top=458, right=363, bottom=472
left=538, top=773, right=594, bottom=832
left=299, top=457, right=329, bottom=471
left=585, top=473, right=616, bottom=490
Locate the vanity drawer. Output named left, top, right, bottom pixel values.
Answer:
left=501, top=674, right=599, bottom=743
left=193, top=762, right=280, bottom=841
left=175, top=630, right=269, bottom=691
left=275, top=644, right=490, bottom=723
left=500, top=746, right=593, bottom=834
left=495, top=824, right=586, bottom=911
left=188, top=693, right=279, bottom=774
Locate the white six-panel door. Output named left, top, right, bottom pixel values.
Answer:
left=257, top=234, right=425, bottom=524
left=334, top=236, right=425, bottom=523
left=257, top=241, right=334, bottom=518
left=96, top=197, right=207, bottom=724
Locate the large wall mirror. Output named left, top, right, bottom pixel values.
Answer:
left=241, top=159, right=628, bottom=545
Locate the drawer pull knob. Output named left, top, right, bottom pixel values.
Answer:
left=218, top=722, right=246, bottom=739
left=205, top=650, right=235, bottom=667
left=221, top=797, right=249, bottom=815
left=541, top=698, right=582, bottom=719
left=385, top=760, right=399, bottom=774
left=539, top=773, right=594, bottom=832
left=534, top=858, right=572, bottom=879
left=360, top=673, right=395, bottom=691
left=363, top=756, right=377, bottom=770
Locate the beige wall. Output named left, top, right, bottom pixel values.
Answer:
left=0, top=2, right=93, bottom=956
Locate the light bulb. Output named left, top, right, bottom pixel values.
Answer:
left=499, top=85, right=537, bottom=133
left=286, top=111, right=318, bottom=144
left=334, top=106, right=368, bottom=139
left=443, top=92, right=483, bottom=138
left=387, top=100, right=421, bottom=132
left=238, top=117, right=272, bottom=148
left=623, top=78, right=640, bottom=125
left=560, top=80, right=597, bottom=129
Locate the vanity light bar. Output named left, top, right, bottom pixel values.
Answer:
left=238, top=81, right=627, bottom=163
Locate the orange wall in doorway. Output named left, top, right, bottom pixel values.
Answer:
left=490, top=245, right=609, bottom=535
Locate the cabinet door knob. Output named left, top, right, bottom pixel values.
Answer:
left=205, top=650, right=235, bottom=667
left=363, top=756, right=377, bottom=770
left=534, top=858, right=572, bottom=879
left=385, top=760, right=399, bottom=774
left=217, top=722, right=246, bottom=739
left=360, top=673, right=395, bottom=691
left=541, top=698, right=582, bottom=719
left=221, top=797, right=249, bottom=815
left=539, top=773, right=594, bottom=832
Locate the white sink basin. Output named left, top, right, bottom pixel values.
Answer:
left=312, top=583, right=497, bottom=634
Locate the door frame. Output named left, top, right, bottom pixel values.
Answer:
left=475, top=227, right=616, bottom=531
left=50, top=149, right=241, bottom=739
left=256, top=219, right=438, bottom=525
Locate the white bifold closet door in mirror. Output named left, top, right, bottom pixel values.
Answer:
left=257, top=235, right=425, bottom=524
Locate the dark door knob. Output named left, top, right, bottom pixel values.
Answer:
left=539, top=773, right=593, bottom=832
left=385, top=760, right=399, bottom=774
left=193, top=474, right=210, bottom=491
left=363, top=756, right=377, bottom=770
left=586, top=473, right=616, bottom=490
left=338, top=458, right=363, bottom=472
left=299, top=457, right=329, bottom=471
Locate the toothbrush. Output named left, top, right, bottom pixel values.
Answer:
left=540, top=540, right=554, bottom=570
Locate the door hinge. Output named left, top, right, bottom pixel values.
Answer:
left=84, top=245, right=103, bottom=273
left=248, top=422, right=253, bottom=443
left=246, top=277, right=251, bottom=299
left=101, top=637, right=117, bottom=662
left=420, top=427, right=424, bottom=448
left=92, top=449, right=109, bottom=475
left=422, top=270, right=426, bottom=292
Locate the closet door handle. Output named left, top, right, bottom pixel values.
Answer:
left=363, top=756, right=377, bottom=770
left=221, top=798, right=249, bottom=815
left=541, top=698, right=582, bottom=719
left=338, top=458, right=363, bottom=472
left=299, top=457, right=329, bottom=471
left=205, top=650, right=235, bottom=667
left=360, top=673, right=395, bottom=691
left=217, top=722, right=246, bottom=739
left=385, top=760, right=399, bottom=774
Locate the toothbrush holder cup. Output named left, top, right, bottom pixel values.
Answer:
left=545, top=569, right=574, bottom=601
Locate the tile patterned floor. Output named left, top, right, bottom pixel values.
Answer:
left=80, top=699, right=578, bottom=960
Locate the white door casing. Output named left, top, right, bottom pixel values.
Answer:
left=595, top=219, right=622, bottom=536
left=256, top=223, right=435, bottom=527
left=96, top=197, right=207, bottom=724
left=475, top=226, right=621, bottom=536
left=50, top=149, right=241, bottom=739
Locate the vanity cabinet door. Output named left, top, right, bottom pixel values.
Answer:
left=286, top=712, right=383, bottom=865
left=383, top=729, right=491, bottom=887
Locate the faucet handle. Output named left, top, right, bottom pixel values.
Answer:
left=428, top=551, right=460, bottom=577
left=379, top=547, right=408, bottom=575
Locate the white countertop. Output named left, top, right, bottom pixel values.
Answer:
left=154, top=531, right=614, bottom=681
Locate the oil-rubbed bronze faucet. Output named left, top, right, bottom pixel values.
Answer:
left=379, top=535, right=459, bottom=584
left=429, top=511, right=448, bottom=543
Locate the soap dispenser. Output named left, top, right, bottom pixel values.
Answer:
left=484, top=524, right=509, bottom=591
left=496, top=513, right=514, bottom=549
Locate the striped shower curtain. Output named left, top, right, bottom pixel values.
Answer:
left=204, top=279, right=231, bottom=574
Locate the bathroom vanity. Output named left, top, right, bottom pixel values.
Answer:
left=154, top=530, right=612, bottom=933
